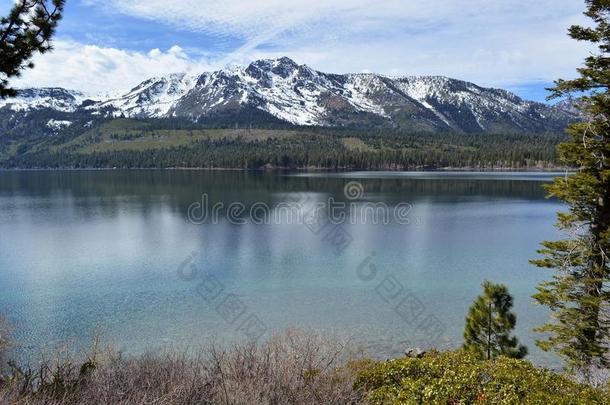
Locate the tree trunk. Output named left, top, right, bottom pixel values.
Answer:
left=583, top=174, right=610, bottom=368
left=487, top=302, right=492, bottom=360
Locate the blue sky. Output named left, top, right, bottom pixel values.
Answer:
left=1, top=0, right=590, bottom=101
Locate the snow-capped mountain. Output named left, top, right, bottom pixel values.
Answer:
left=94, top=73, right=199, bottom=117
left=0, top=87, right=85, bottom=112
left=1, top=57, right=578, bottom=133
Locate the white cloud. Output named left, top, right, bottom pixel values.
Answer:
left=12, top=41, right=214, bottom=96
left=14, top=0, right=594, bottom=96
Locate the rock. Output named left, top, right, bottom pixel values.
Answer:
left=405, top=347, right=426, bottom=358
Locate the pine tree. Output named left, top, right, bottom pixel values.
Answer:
left=531, top=0, right=610, bottom=375
left=0, top=0, right=65, bottom=98
left=463, top=281, right=527, bottom=360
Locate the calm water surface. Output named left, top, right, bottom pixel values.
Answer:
left=0, top=170, right=565, bottom=367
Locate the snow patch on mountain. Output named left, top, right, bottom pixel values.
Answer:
left=95, top=73, right=199, bottom=118
left=47, top=119, right=72, bottom=130
left=0, top=88, right=84, bottom=112
left=344, top=74, right=391, bottom=117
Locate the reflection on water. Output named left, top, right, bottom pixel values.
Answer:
left=0, top=170, right=562, bottom=367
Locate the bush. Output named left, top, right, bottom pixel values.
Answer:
left=0, top=329, right=364, bottom=404
left=0, top=317, right=9, bottom=373
left=355, top=350, right=609, bottom=404
left=2, top=332, right=608, bottom=404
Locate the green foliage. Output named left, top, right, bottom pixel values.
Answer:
left=463, top=281, right=527, bottom=360
left=355, top=350, right=609, bottom=404
left=0, top=117, right=566, bottom=169
left=0, top=0, right=65, bottom=98
left=532, top=0, right=610, bottom=374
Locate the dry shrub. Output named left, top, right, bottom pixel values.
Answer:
left=0, top=317, right=10, bottom=370
left=203, top=329, right=363, bottom=404
left=0, top=329, right=365, bottom=404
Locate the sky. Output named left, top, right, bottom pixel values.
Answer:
left=0, top=0, right=592, bottom=102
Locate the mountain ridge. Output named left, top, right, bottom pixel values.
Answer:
left=0, top=57, right=578, bottom=134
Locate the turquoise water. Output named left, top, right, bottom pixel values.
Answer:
left=0, top=170, right=564, bottom=367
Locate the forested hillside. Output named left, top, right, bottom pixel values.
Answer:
left=0, top=117, right=564, bottom=169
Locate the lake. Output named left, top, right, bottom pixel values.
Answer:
left=0, top=170, right=565, bottom=367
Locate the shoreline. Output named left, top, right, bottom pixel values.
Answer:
left=0, top=166, right=573, bottom=173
